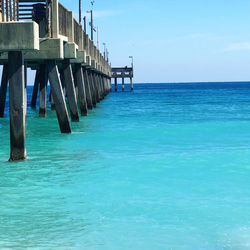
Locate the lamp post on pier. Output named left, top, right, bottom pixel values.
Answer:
left=129, top=56, right=134, bottom=69
left=79, top=0, right=82, bottom=24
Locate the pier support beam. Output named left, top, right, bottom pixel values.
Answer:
left=31, top=69, right=40, bottom=108
left=122, top=77, right=125, bottom=92
left=63, top=60, right=79, bottom=122
left=99, top=75, right=104, bottom=99
left=8, top=51, right=26, bottom=161
left=83, top=68, right=93, bottom=110
left=130, top=77, right=133, bottom=91
left=94, top=73, right=101, bottom=102
left=39, top=64, right=48, bottom=117
left=115, top=77, right=117, bottom=92
left=47, top=60, right=71, bottom=133
left=88, top=71, right=97, bottom=107
left=0, top=65, right=8, bottom=117
left=24, top=64, right=27, bottom=119
left=50, top=92, right=56, bottom=110
left=75, top=64, right=88, bottom=116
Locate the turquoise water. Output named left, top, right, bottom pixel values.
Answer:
left=1, top=82, right=250, bottom=249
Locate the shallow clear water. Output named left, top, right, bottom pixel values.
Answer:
left=1, top=83, right=250, bottom=249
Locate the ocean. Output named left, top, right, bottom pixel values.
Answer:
left=1, top=82, right=250, bottom=249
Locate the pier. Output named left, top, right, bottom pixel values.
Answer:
left=0, top=0, right=112, bottom=161
left=112, top=66, right=134, bottom=91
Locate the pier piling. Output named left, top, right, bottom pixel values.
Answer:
left=122, top=76, right=125, bottom=92
left=31, top=69, right=40, bottom=109
left=75, top=64, right=88, bottom=116
left=39, top=64, right=48, bottom=117
left=47, top=60, right=71, bottom=133
left=115, top=77, right=117, bottom=92
left=89, top=71, right=97, bottom=107
left=0, top=65, right=8, bottom=117
left=130, top=77, right=133, bottom=91
left=8, top=51, right=26, bottom=161
left=63, top=60, right=80, bottom=122
left=83, top=68, right=93, bottom=109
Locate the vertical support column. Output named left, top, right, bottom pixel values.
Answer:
left=0, top=65, right=8, bottom=117
left=75, top=64, right=88, bottom=116
left=63, top=60, right=79, bottom=122
left=52, top=0, right=59, bottom=38
left=130, top=77, right=133, bottom=91
left=83, top=68, right=93, bottom=110
left=24, top=63, right=27, bottom=119
left=115, top=77, right=117, bottom=92
left=103, top=77, right=107, bottom=96
left=51, top=92, right=56, bottom=110
left=47, top=60, right=71, bottom=133
left=60, top=70, right=66, bottom=95
left=99, top=75, right=104, bottom=99
left=31, top=69, right=40, bottom=108
left=8, top=51, right=26, bottom=161
left=93, top=73, right=101, bottom=102
left=92, top=72, right=100, bottom=103
left=122, top=76, right=125, bottom=92
left=39, top=64, right=48, bottom=117
left=88, top=70, right=96, bottom=108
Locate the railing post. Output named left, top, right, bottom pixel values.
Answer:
left=66, top=11, right=74, bottom=42
left=52, top=0, right=59, bottom=38
left=78, top=25, right=83, bottom=51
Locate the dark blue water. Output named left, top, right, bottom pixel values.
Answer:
left=1, top=82, right=250, bottom=249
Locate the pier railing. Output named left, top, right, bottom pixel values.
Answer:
left=0, top=0, right=111, bottom=73
left=0, top=0, right=19, bottom=21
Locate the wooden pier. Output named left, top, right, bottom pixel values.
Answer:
left=0, top=0, right=112, bottom=161
left=112, top=67, right=134, bottom=92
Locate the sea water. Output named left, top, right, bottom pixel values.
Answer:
left=1, top=83, right=250, bottom=249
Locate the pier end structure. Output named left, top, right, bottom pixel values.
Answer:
left=0, top=0, right=112, bottom=161
left=111, top=67, right=134, bottom=92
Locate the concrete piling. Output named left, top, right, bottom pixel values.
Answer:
left=99, top=75, right=104, bottom=99
left=31, top=69, right=40, bottom=108
left=122, top=76, right=125, bottom=92
left=83, top=68, right=93, bottom=109
left=92, top=72, right=100, bottom=103
left=8, top=51, right=27, bottom=161
left=74, top=64, right=88, bottom=116
left=0, top=65, right=8, bottom=117
left=47, top=60, right=71, bottom=133
left=115, top=77, right=117, bottom=92
left=63, top=60, right=80, bottom=122
left=39, top=64, right=48, bottom=117
left=24, top=64, right=27, bottom=119
left=50, top=92, right=56, bottom=110
left=130, top=77, right=133, bottom=91
left=94, top=73, right=101, bottom=101
left=88, top=70, right=97, bottom=107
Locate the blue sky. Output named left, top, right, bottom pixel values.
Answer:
left=3, top=0, right=250, bottom=83
left=64, top=0, right=250, bottom=83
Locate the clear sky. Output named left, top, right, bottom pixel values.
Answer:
left=2, top=0, right=250, bottom=83
left=63, top=0, right=250, bottom=83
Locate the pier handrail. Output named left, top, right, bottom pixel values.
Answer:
left=0, top=0, right=110, bottom=70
